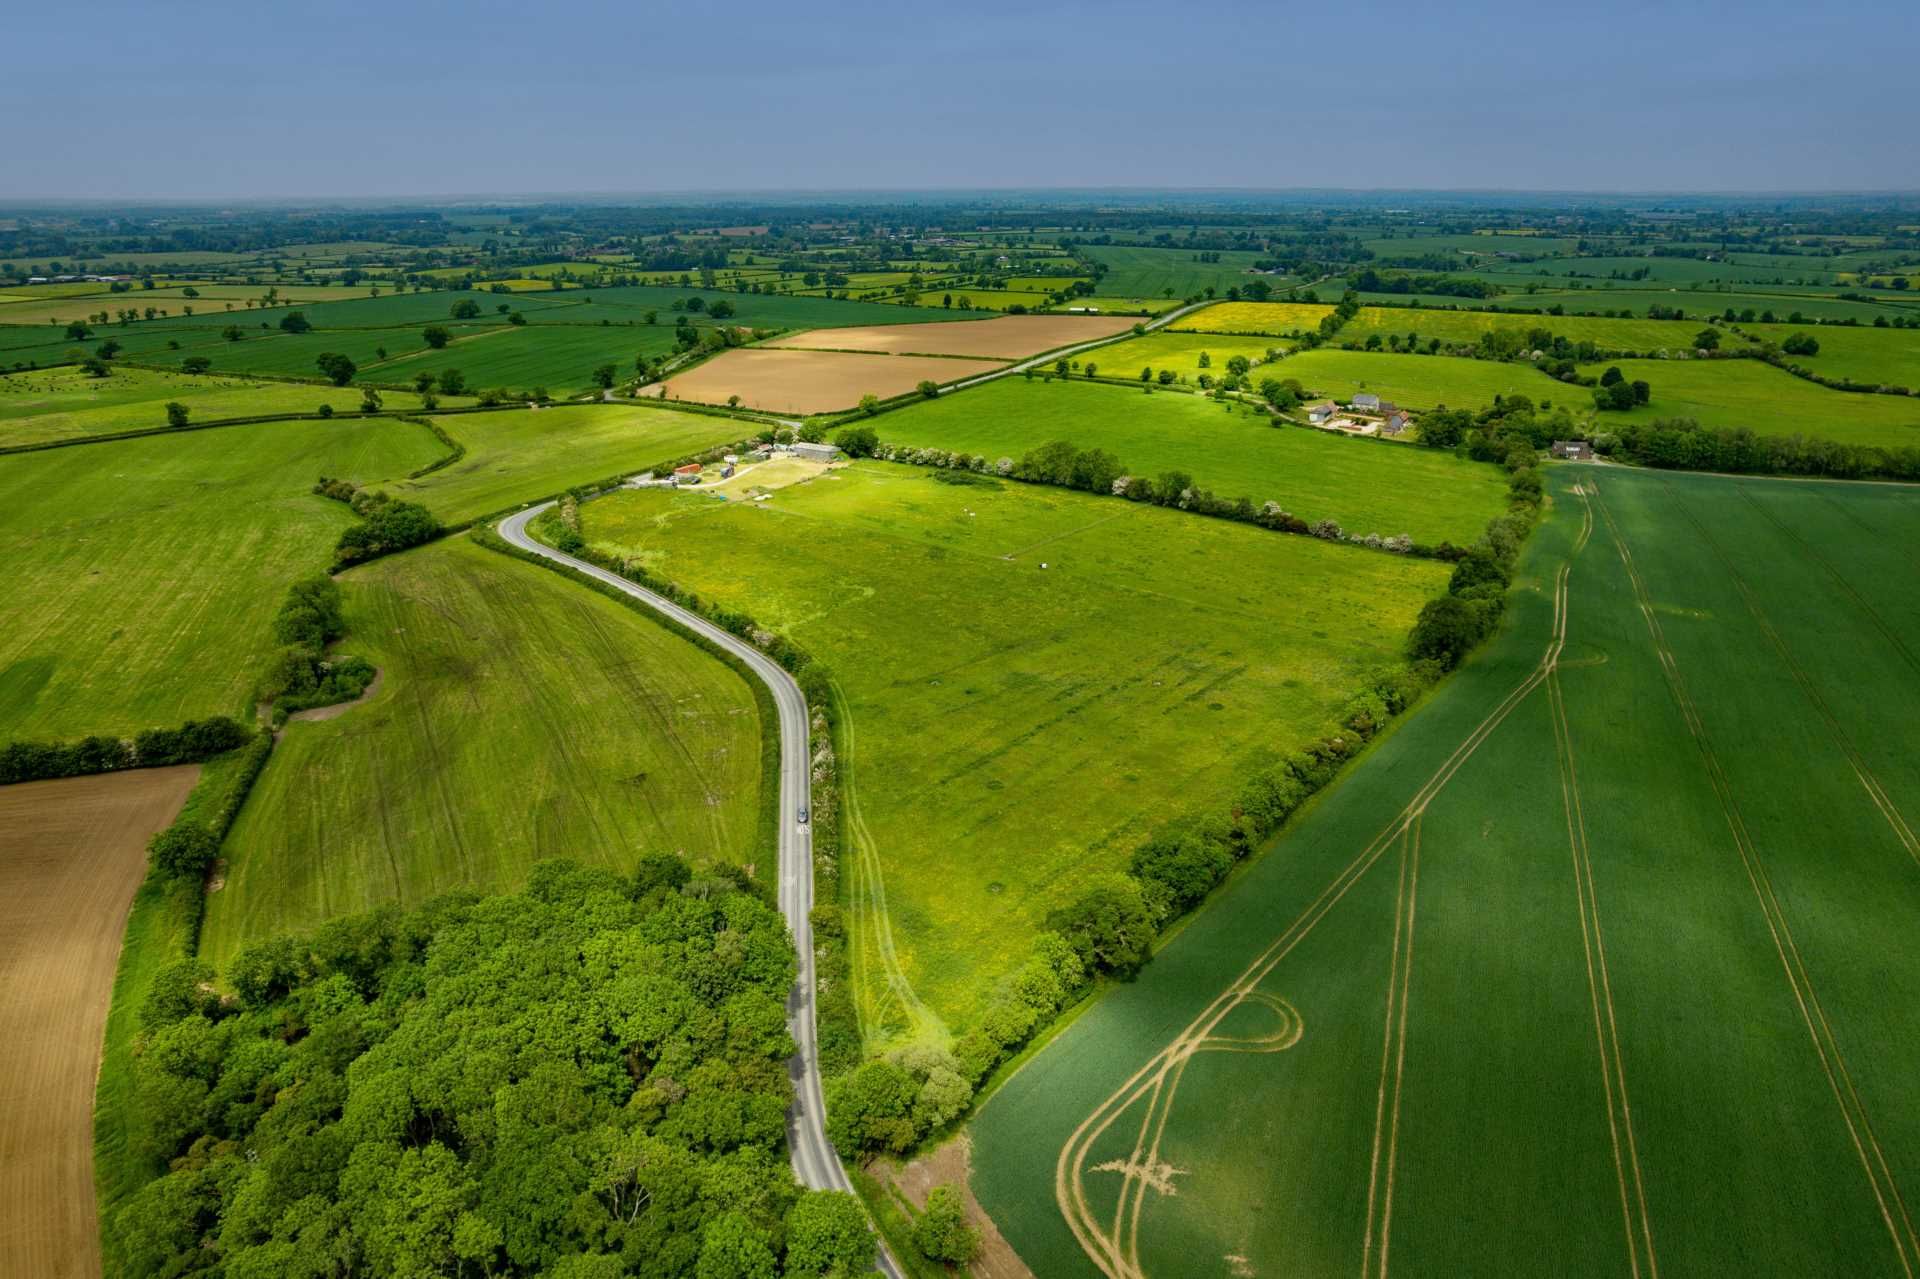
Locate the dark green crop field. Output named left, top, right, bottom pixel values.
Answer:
left=973, top=464, right=1920, bottom=1278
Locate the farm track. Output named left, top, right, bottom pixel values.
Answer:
left=496, top=506, right=902, bottom=1278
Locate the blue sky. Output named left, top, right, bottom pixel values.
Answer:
left=4, top=0, right=1914, bottom=199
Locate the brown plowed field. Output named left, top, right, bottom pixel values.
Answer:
left=650, top=349, right=1005, bottom=415
left=767, top=313, right=1137, bottom=358
left=0, top=766, right=199, bottom=1279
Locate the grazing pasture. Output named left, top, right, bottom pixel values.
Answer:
left=1739, top=322, right=1920, bottom=387
left=975, top=465, right=1920, bottom=1279
left=1072, top=331, right=1288, bottom=383
left=0, top=766, right=199, bottom=1279
left=1578, top=357, right=1920, bottom=447
left=199, top=535, right=767, bottom=968
left=768, top=313, right=1136, bottom=359
left=577, top=465, right=1447, bottom=1038
left=874, top=378, right=1509, bottom=546
left=1275, top=348, right=1573, bottom=410
left=651, top=348, right=1004, bottom=414
left=1338, top=306, right=1711, bottom=352
left=0, top=417, right=442, bottom=739
left=1169, top=301, right=1336, bottom=335
left=0, top=366, right=433, bottom=447
left=372, top=403, right=750, bottom=524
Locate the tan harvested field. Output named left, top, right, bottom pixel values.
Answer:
left=0, top=765, right=199, bottom=1279
left=766, top=313, right=1137, bottom=358
left=650, top=348, right=1007, bottom=414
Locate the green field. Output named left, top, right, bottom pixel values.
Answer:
left=1740, top=322, right=1920, bottom=387
left=1084, top=246, right=1284, bottom=299
left=974, top=464, right=1920, bottom=1278
left=875, top=378, right=1510, bottom=546
left=1476, top=286, right=1915, bottom=324
left=1581, top=358, right=1920, bottom=448
left=1079, top=331, right=1290, bottom=382
left=197, top=535, right=768, bottom=968
left=1275, top=348, right=1574, bottom=410
left=0, top=418, right=441, bottom=740
left=0, top=365, right=434, bottom=447
left=1169, top=301, right=1336, bottom=335
left=371, top=403, right=750, bottom=524
left=1339, top=306, right=1713, bottom=352
left=576, top=464, right=1448, bottom=1038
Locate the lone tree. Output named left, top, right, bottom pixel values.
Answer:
left=450, top=298, right=481, bottom=320
left=222, top=325, right=244, bottom=342
left=592, top=363, right=616, bottom=389
left=165, top=401, right=190, bottom=428
left=437, top=368, right=466, bottom=396
left=421, top=324, right=451, bottom=349
left=181, top=356, right=211, bottom=375
left=279, top=311, right=312, bottom=334
left=360, top=387, right=383, bottom=413
left=315, top=353, right=357, bottom=386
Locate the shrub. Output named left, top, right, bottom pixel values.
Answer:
left=912, top=1186, right=981, bottom=1265
left=148, top=824, right=218, bottom=879
left=833, top=424, right=878, bottom=457
left=164, top=401, right=189, bottom=428
left=335, top=500, right=440, bottom=566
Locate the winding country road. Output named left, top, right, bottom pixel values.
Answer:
left=496, top=505, right=902, bottom=1279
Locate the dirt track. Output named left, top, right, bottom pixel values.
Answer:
left=768, top=313, right=1137, bottom=359
left=0, top=766, right=199, bottom=1279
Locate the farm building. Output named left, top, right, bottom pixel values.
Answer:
left=792, top=441, right=843, bottom=462
left=672, top=463, right=704, bottom=485
left=1307, top=401, right=1337, bottom=424
left=1383, top=411, right=1411, bottom=436
left=1351, top=392, right=1382, bottom=412
left=1551, top=440, right=1593, bottom=460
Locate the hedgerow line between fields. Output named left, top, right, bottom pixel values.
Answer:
left=1589, top=477, right=1920, bottom=1273
left=1055, top=559, right=1577, bottom=1279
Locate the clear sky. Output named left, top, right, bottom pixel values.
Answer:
left=5, top=0, right=1914, bottom=199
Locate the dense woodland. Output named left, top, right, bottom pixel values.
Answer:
left=113, top=858, right=878, bottom=1279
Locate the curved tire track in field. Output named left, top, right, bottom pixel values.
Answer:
left=1056, top=544, right=1578, bottom=1279
left=497, top=505, right=902, bottom=1279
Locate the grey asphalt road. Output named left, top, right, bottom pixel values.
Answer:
left=496, top=505, right=902, bottom=1278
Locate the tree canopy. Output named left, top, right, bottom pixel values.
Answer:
left=113, top=859, right=876, bottom=1278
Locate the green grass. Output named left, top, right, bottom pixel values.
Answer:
left=1738, top=322, right=1920, bottom=388
left=0, top=365, right=434, bottom=447
left=1580, top=358, right=1920, bottom=447
left=197, top=534, right=768, bottom=969
left=1070, top=331, right=1289, bottom=382
left=371, top=403, right=751, bottom=524
left=875, top=378, right=1510, bottom=546
left=577, top=464, right=1448, bottom=1039
left=1474, top=286, right=1914, bottom=324
left=0, top=418, right=442, bottom=740
left=1275, top=348, right=1574, bottom=410
left=1083, top=246, right=1283, bottom=299
left=973, top=465, right=1920, bottom=1278
left=1339, top=306, right=1715, bottom=352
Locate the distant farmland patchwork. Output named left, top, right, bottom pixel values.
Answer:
left=974, top=465, right=1920, bottom=1278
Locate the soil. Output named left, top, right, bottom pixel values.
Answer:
left=873, top=1133, right=1035, bottom=1279
left=0, top=765, right=201, bottom=1279
left=650, top=349, right=1007, bottom=415
left=768, top=314, right=1138, bottom=360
